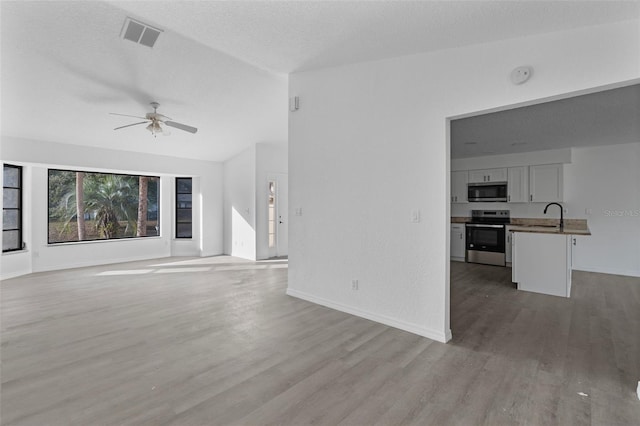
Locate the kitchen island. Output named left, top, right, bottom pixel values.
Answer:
left=510, top=223, right=590, bottom=297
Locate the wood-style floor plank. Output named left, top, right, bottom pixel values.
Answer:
left=1, top=257, right=639, bottom=425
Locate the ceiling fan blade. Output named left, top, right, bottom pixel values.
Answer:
left=114, top=121, right=149, bottom=130
left=165, top=121, right=198, bottom=134
left=155, top=113, right=172, bottom=121
left=110, top=112, right=147, bottom=120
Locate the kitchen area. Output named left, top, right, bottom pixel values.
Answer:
left=449, top=84, right=640, bottom=299
left=450, top=164, right=591, bottom=298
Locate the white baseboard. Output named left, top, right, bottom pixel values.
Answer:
left=1, top=270, right=31, bottom=281
left=286, top=287, right=451, bottom=343
left=573, top=266, right=640, bottom=278
left=32, top=253, right=171, bottom=274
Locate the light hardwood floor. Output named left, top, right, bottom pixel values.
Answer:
left=1, top=257, right=639, bottom=425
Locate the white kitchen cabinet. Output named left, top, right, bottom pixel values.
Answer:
left=511, top=231, right=572, bottom=297
left=505, top=228, right=513, bottom=264
left=507, top=166, right=529, bottom=203
left=468, top=168, right=507, bottom=183
left=529, top=164, right=563, bottom=202
left=451, top=171, right=468, bottom=203
left=450, top=224, right=466, bottom=261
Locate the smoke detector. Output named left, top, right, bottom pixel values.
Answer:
left=510, top=66, right=533, bottom=85
left=121, top=17, right=163, bottom=48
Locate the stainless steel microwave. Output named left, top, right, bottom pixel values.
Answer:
left=467, top=182, right=508, bottom=202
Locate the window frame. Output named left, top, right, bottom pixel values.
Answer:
left=47, top=168, right=160, bottom=244
left=3, top=164, right=23, bottom=253
left=175, top=177, right=193, bottom=239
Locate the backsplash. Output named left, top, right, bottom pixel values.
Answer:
left=450, top=201, right=581, bottom=220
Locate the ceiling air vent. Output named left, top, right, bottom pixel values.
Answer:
left=121, top=17, right=162, bottom=48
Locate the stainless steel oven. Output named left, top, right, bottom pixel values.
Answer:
left=466, top=210, right=510, bottom=266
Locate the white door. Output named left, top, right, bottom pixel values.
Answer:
left=276, top=175, right=288, bottom=257
left=267, top=174, right=288, bottom=258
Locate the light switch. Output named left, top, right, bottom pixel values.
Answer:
left=411, top=209, right=421, bottom=223
left=585, top=208, right=592, bottom=215
left=295, top=207, right=303, bottom=216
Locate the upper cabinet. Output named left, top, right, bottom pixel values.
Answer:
left=507, top=166, right=529, bottom=203
left=451, top=171, right=468, bottom=203
left=529, top=164, right=563, bottom=202
left=468, top=168, right=507, bottom=183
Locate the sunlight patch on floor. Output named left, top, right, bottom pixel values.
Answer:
left=154, top=267, right=213, bottom=274
left=95, top=269, right=154, bottom=276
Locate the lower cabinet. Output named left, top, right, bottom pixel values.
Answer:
left=505, top=228, right=513, bottom=265
left=511, top=231, right=572, bottom=297
left=450, top=224, right=466, bottom=261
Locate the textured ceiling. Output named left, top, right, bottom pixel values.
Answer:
left=113, top=1, right=640, bottom=73
left=1, top=1, right=288, bottom=162
left=1, top=1, right=639, bottom=162
left=451, top=84, right=640, bottom=159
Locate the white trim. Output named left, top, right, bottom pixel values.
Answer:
left=32, top=253, right=171, bottom=274
left=2, top=249, right=29, bottom=256
left=47, top=236, right=162, bottom=247
left=1, top=270, right=30, bottom=281
left=286, top=288, right=452, bottom=343
left=573, top=266, right=640, bottom=278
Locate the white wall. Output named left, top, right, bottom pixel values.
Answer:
left=256, top=143, right=288, bottom=260
left=565, top=143, right=640, bottom=276
left=223, top=145, right=257, bottom=260
left=222, top=142, right=288, bottom=260
left=1, top=137, right=223, bottom=279
left=452, top=143, right=640, bottom=277
left=288, top=20, right=640, bottom=342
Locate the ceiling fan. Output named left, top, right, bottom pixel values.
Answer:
left=110, top=102, right=198, bottom=137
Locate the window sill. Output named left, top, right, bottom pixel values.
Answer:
left=47, top=236, right=163, bottom=247
left=2, top=249, right=28, bottom=256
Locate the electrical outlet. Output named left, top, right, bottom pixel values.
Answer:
left=351, top=279, right=359, bottom=290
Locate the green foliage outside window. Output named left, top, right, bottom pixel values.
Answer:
left=48, top=169, right=159, bottom=243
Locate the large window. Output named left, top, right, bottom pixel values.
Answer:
left=48, top=169, right=160, bottom=244
left=175, top=177, right=192, bottom=238
left=3, top=164, right=23, bottom=252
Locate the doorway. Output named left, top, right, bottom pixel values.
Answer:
left=267, top=173, right=288, bottom=258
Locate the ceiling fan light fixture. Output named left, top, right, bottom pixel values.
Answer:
left=112, top=102, right=197, bottom=136
left=146, top=121, right=162, bottom=136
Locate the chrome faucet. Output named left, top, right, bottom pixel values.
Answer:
left=544, top=202, right=564, bottom=230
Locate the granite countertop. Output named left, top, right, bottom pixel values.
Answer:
left=451, top=217, right=591, bottom=235
left=507, top=224, right=591, bottom=236
left=508, top=218, right=590, bottom=236
left=451, top=217, right=471, bottom=223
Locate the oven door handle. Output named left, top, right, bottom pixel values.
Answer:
left=465, top=224, right=505, bottom=228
